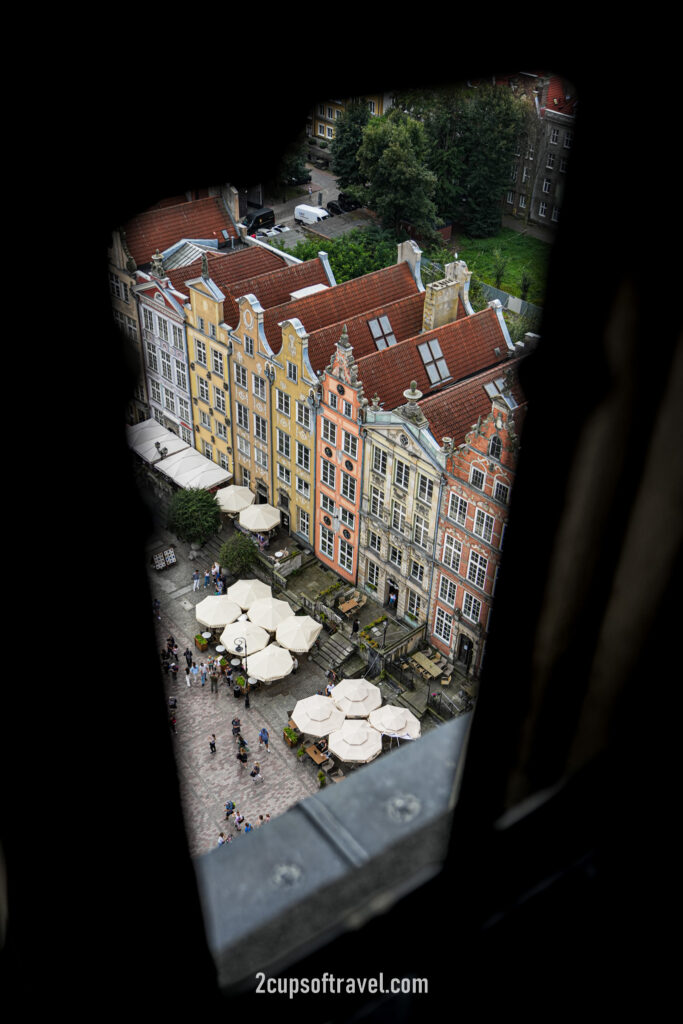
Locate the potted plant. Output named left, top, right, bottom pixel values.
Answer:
left=194, top=633, right=209, bottom=652
left=297, top=745, right=308, bottom=764
left=283, top=726, right=299, bottom=748
left=235, top=675, right=246, bottom=691
left=317, top=770, right=327, bottom=788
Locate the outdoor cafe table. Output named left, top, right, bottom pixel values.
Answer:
left=411, top=651, right=443, bottom=678
left=305, top=744, right=330, bottom=766
left=339, top=598, right=358, bottom=615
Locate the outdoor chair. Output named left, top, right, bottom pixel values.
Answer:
left=441, top=674, right=452, bottom=687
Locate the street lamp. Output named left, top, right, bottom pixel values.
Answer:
left=233, top=636, right=249, bottom=700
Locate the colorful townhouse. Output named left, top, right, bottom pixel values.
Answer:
left=424, top=363, right=526, bottom=675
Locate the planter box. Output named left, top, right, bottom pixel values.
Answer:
left=195, top=637, right=209, bottom=652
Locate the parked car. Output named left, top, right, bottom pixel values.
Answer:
left=241, top=207, right=275, bottom=233
left=285, top=172, right=312, bottom=185
left=337, top=192, right=361, bottom=211
left=326, top=200, right=343, bottom=216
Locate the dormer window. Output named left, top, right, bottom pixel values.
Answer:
left=489, top=436, right=502, bottom=460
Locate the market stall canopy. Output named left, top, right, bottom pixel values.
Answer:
left=239, top=503, right=280, bottom=532
left=195, top=595, right=241, bottom=629
left=227, top=578, right=272, bottom=610
left=368, top=704, right=421, bottom=740
left=216, top=485, right=255, bottom=514
left=154, top=447, right=232, bottom=489
left=327, top=719, right=383, bottom=764
left=219, top=621, right=270, bottom=656
left=126, top=419, right=189, bottom=464
left=291, top=694, right=346, bottom=737
left=243, top=644, right=293, bottom=682
left=247, top=597, right=295, bottom=632
left=331, top=678, right=382, bottom=718
left=275, top=615, right=322, bottom=652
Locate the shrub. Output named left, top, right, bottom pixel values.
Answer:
left=220, top=533, right=258, bottom=577
left=167, top=487, right=221, bottom=545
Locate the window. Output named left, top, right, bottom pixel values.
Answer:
left=368, top=530, right=381, bottom=554
left=367, top=561, right=379, bottom=587
left=211, top=349, right=223, bottom=376
left=198, top=376, right=209, bottom=403
left=276, top=390, right=290, bottom=416
left=560, top=157, right=568, bottom=173
left=244, top=336, right=254, bottom=357
left=200, top=409, right=211, bottom=428
left=439, top=575, right=457, bottom=606
left=150, top=379, right=161, bottom=404
left=254, top=415, right=267, bottom=442
left=417, top=338, right=451, bottom=384
left=542, top=178, right=551, bottom=194
left=563, top=131, right=573, bottom=149
left=370, top=486, right=384, bottom=519
left=550, top=127, right=559, bottom=144
left=253, top=374, right=266, bottom=401
left=470, top=467, right=485, bottom=491
left=321, top=459, right=336, bottom=488
left=341, top=472, right=356, bottom=503
left=418, top=475, right=434, bottom=503
left=321, top=493, right=335, bottom=515
left=215, top=421, right=227, bottom=441
left=177, top=397, right=190, bottom=423
left=157, top=317, right=169, bottom=343
left=236, top=403, right=249, bottom=431
left=277, top=463, right=291, bottom=484
left=160, top=350, right=172, bottom=381
left=395, top=460, right=410, bottom=489
left=344, top=400, right=353, bottom=418
left=180, top=425, right=193, bottom=445
left=322, top=418, right=337, bottom=445
left=522, top=167, right=530, bottom=184
left=287, top=362, right=298, bottom=383
left=552, top=207, right=560, bottom=223
left=152, top=405, right=164, bottom=424
left=368, top=100, right=376, bottom=114
left=214, top=387, right=226, bottom=414
left=434, top=607, right=453, bottom=644
left=198, top=316, right=205, bottom=333
left=340, top=507, right=355, bottom=529
left=328, top=392, right=338, bottom=410
left=277, top=429, right=290, bottom=459
left=327, top=107, right=333, bottom=118
left=467, top=551, right=488, bottom=589
left=109, top=272, right=128, bottom=302
left=494, top=481, right=509, bottom=504
left=448, top=494, right=468, bottom=525
left=318, top=124, right=325, bottom=137
left=242, top=467, right=251, bottom=489
left=203, top=441, right=213, bottom=461
left=195, top=338, right=206, bottom=366
left=538, top=201, right=547, bottom=218
left=463, top=592, right=482, bottom=623
left=489, top=436, right=502, bottom=460
left=506, top=191, right=514, bottom=205
left=209, top=323, right=217, bottom=340
left=298, top=508, right=309, bottom=539
left=327, top=126, right=334, bottom=139
left=296, top=442, right=310, bottom=472
left=473, top=509, right=494, bottom=544
left=234, top=364, right=247, bottom=389
left=145, top=341, right=158, bottom=373
left=546, top=153, right=555, bottom=170
left=343, top=431, right=358, bottom=459
left=254, top=449, right=268, bottom=470
left=296, top=402, right=311, bottom=429
left=164, top=388, right=176, bottom=415
left=414, top=515, right=429, bottom=548
left=219, top=451, right=230, bottom=471
left=526, top=143, right=534, bottom=160
left=339, top=540, right=353, bottom=573
left=510, top=164, right=517, bottom=182
left=143, top=307, right=154, bottom=333
left=443, top=534, right=462, bottom=572
left=373, top=447, right=387, bottom=475
left=367, top=315, right=397, bottom=350
left=237, top=435, right=251, bottom=458
left=175, top=359, right=187, bottom=391
left=172, top=324, right=183, bottom=348
left=296, top=476, right=310, bottom=499
left=320, top=525, right=334, bottom=558
left=389, top=545, right=402, bottom=568
left=407, top=590, right=421, bottom=617
left=519, top=194, right=527, bottom=209
left=410, top=560, right=424, bottom=584
left=392, top=501, right=406, bottom=533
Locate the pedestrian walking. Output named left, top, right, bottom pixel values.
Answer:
left=244, top=688, right=251, bottom=710
left=169, top=714, right=177, bottom=734
left=258, top=727, right=270, bottom=752
left=233, top=811, right=244, bottom=831
left=211, top=561, right=220, bottom=584
left=191, top=662, right=200, bottom=684
left=250, top=762, right=263, bottom=783
left=184, top=648, right=193, bottom=668
left=204, top=568, right=211, bottom=589
left=352, top=618, right=360, bottom=635
left=192, top=569, right=200, bottom=591
left=218, top=832, right=231, bottom=846
left=236, top=746, right=248, bottom=770
left=224, top=800, right=235, bottom=821
left=209, top=734, right=217, bottom=754
left=185, top=667, right=192, bottom=687
left=166, top=635, right=175, bottom=652
left=210, top=670, right=219, bottom=693
left=216, top=578, right=224, bottom=595
left=244, top=822, right=253, bottom=833
left=232, top=716, right=241, bottom=739
left=169, top=662, right=179, bottom=680
left=200, top=663, right=207, bottom=687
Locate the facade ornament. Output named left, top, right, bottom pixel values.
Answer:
left=202, top=252, right=209, bottom=279
left=151, top=249, right=165, bottom=277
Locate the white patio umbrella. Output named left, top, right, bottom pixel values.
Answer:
left=239, top=503, right=280, bottom=532
left=291, top=694, right=346, bottom=737
left=216, top=485, right=255, bottom=514
left=327, top=719, right=383, bottom=764
left=242, top=644, right=293, bottom=682
left=219, top=620, right=270, bottom=656
left=275, top=615, right=322, bottom=652
left=247, top=597, right=295, bottom=632
left=368, top=704, right=421, bottom=740
left=331, top=678, right=382, bottom=718
left=227, top=578, right=272, bottom=610
left=195, top=595, right=241, bottom=629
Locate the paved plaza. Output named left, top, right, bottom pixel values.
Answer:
left=147, top=526, right=403, bottom=858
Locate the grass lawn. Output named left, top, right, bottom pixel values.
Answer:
left=451, top=228, right=552, bottom=307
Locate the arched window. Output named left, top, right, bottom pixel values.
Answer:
left=489, top=436, right=502, bottom=460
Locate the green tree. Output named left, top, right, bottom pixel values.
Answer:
left=167, top=488, right=221, bottom=545
left=330, top=99, right=371, bottom=188
left=273, top=226, right=396, bottom=282
left=219, top=532, right=258, bottom=577
left=355, top=111, right=438, bottom=241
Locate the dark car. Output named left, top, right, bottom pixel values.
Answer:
left=326, top=201, right=342, bottom=216
left=338, top=192, right=361, bottom=211
left=286, top=172, right=312, bottom=185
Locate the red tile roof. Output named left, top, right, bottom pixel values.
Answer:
left=418, top=358, right=526, bottom=446
left=220, top=257, right=332, bottom=327
left=307, top=292, right=426, bottom=371
left=356, top=306, right=511, bottom=411
left=542, top=75, right=577, bottom=116
left=164, top=246, right=288, bottom=305
left=262, top=262, right=420, bottom=358
left=123, top=196, right=239, bottom=267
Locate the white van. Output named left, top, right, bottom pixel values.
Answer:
left=294, top=204, right=330, bottom=225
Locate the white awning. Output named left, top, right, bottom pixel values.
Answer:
left=127, top=420, right=232, bottom=488
left=126, top=419, right=189, bottom=464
